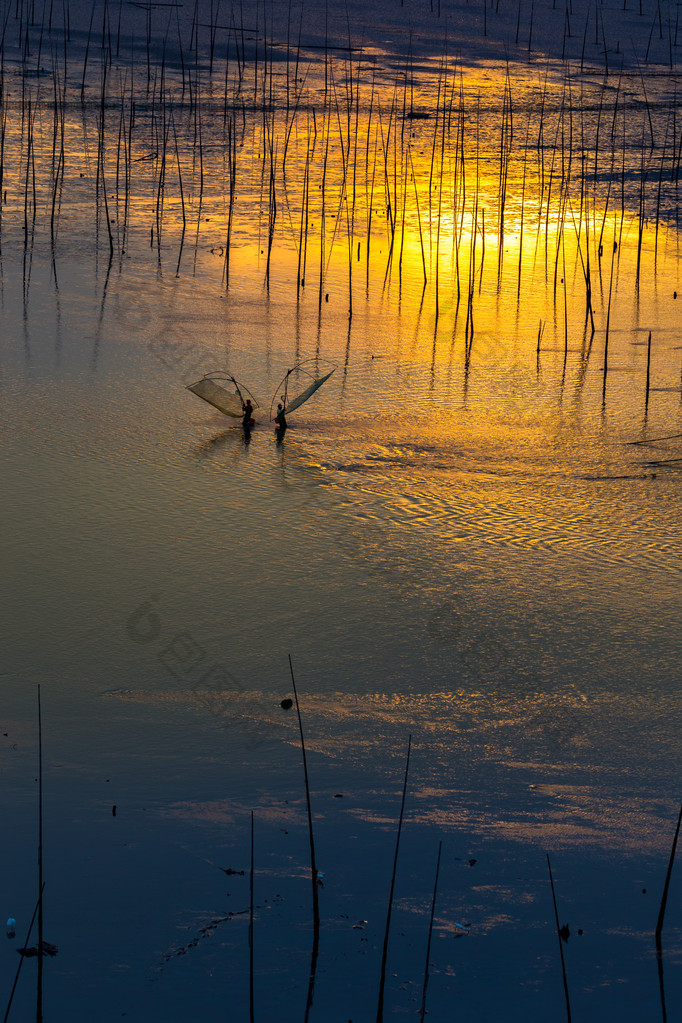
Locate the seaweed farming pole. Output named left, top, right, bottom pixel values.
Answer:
left=2, top=885, right=44, bottom=1023
left=249, top=811, right=255, bottom=1023
left=287, top=655, right=320, bottom=1022
left=655, top=802, right=682, bottom=1023
left=655, top=802, right=682, bottom=950
left=602, top=219, right=618, bottom=404
left=419, top=840, right=442, bottom=1022
left=37, top=684, right=43, bottom=1022
left=409, top=146, right=427, bottom=290
left=288, top=656, right=319, bottom=924
left=376, top=735, right=411, bottom=1023
left=536, top=319, right=545, bottom=375
left=297, top=145, right=310, bottom=302
left=434, top=59, right=449, bottom=322
left=547, top=854, right=571, bottom=1023
left=644, top=330, right=652, bottom=415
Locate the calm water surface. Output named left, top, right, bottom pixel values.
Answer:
left=1, top=243, right=681, bottom=1020
left=2, top=0, right=682, bottom=1017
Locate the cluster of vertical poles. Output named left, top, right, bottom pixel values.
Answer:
left=1, top=0, right=680, bottom=369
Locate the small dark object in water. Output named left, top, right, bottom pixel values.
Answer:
left=334, top=793, right=344, bottom=798
left=112, top=805, right=116, bottom=816
left=468, top=858, right=477, bottom=867
left=221, top=868, right=245, bottom=876
left=280, top=698, right=293, bottom=710
left=19, top=941, right=58, bottom=957
left=578, top=929, right=583, bottom=935
left=559, top=924, right=570, bottom=943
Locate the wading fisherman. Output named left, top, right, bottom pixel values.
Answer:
left=242, top=399, right=254, bottom=430
left=274, top=401, right=287, bottom=446
left=275, top=402, right=287, bottom=430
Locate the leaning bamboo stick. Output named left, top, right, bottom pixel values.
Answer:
left=377, top=735, right=412, bottom=1023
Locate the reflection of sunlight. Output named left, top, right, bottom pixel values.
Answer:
left=232, top=688, right=682, bottom=853
left=2, top=61, right=678, bottom=372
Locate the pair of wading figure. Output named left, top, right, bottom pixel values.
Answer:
left=241, top=398, right=287, bottom=439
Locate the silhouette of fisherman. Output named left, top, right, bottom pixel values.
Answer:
left=275, top=402, right=287, bottom=429
left=275, top=401, right=287, bottom=445
left=242, top=399, right=254, bottom=430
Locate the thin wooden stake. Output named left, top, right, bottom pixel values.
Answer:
left=249, top=810, right=255, bottom=1023
left=3, top=885, right=44, bottom=1023
left=655, top=803, right=682, bottom=949
left=37, top=684, right=43, bottom=1023
left=547, top=854, right=571, bottom=1022
left=288, top=655, right=319, bottom=927
left=377, top=735, right=412, bottom=1023
left=287, top=655, right=320, bottom=1023
left=419, top=840, right=442, bottom=1022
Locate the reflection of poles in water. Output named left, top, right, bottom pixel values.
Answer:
left=92, top=250, right=113, bottom=371
left=657, top=949, right=668, bottom=1023
left=192, top=430, right=251, bottom=468
left=193, top=429, right=233, bottom=457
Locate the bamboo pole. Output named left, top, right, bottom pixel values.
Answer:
left=547, top=854, right=571, bottom=1023
left=419, top=841, right=442, bottom=1022
left=376, top=735, right=412, bottom=1023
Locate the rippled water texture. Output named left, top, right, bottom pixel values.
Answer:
left=1, top=0, right=682, bottom=1019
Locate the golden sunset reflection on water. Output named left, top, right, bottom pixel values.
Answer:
left=3, top=58, right=679, bottom=358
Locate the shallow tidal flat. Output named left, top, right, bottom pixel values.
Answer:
left=1, top=0, right=682, bottom=1019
